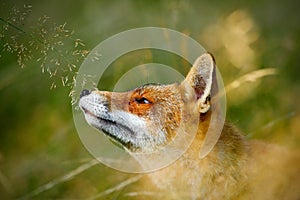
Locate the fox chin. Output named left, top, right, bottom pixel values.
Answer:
left=79, top=53, right=300, bottom=200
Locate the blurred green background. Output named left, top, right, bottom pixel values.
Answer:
left=0, top=0, right=299, bottom=199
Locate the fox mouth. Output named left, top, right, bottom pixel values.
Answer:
left=80, top=106, right=136, bottom=150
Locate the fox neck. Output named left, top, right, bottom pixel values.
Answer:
left=179, top=112, right=248, bottom=179
left=148, top=112, right=249, bottom=198
left=192, top=111, right=248, bottom=166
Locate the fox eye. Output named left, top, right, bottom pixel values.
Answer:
left=135, top=97, right=151, bottom=104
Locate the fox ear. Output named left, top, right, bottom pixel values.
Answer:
left=183, top=53, right=215, bottom=113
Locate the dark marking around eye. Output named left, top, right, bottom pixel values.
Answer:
left=135, top=97, right=151, bottom=104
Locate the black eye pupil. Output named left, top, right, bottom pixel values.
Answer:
left=135, top=97, right=150, bottom=104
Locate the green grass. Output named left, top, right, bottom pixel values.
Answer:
left=0, top=0, right=299, bottom=199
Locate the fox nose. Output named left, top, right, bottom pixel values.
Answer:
left=80, top=89, right=90, bottom=98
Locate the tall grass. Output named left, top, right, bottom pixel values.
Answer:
left=0, top=1, right=299, bottom=199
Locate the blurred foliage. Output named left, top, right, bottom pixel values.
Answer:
left=0, top=0, right=299, bottom=199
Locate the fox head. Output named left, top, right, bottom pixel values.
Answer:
left=79, top=53, right=216, bottom=153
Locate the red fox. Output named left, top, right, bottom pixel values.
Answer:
left=79, top=53, right=300, bottom=199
